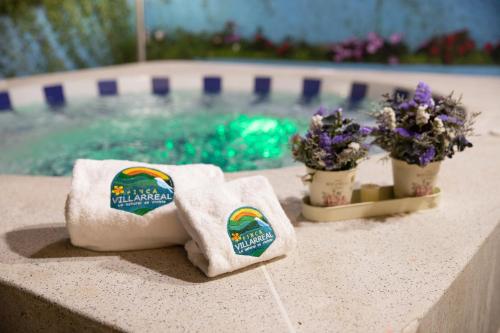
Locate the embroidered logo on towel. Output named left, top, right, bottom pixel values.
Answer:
left=110, top=167, right=174, bottom=216
left=227, top=207, right=275, bottom=257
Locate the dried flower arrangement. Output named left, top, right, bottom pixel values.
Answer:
left=291, top=107, right=371, bottom=171
left=371, top=82, right=479, bottom=166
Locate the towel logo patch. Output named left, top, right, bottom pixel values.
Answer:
left=110, top=167, right=174, bottom=216
left=227, top=207, right=275, bottom=257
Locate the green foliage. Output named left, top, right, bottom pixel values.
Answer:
left=147, top=25, right=498, bottom=65
left=0, top=0, right=136, bottom=77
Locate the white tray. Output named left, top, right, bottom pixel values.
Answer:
left=302, top=186, right=441, bottom=222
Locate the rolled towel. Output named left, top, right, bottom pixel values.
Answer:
left=175, top=175, right=296, bottom=277
left=65, top=159, right=224, bottom=251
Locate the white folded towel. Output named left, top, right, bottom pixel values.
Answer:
left=175, top=175, right=296, bottom=277
left=65, top=159, right=224, bottom=251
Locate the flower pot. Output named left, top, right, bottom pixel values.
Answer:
left=307, top=167, right=357, bottom=207
left=392, top=158, right=441, bottom=198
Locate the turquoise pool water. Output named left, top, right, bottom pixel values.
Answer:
left=0, top=92, right=372, bottom=176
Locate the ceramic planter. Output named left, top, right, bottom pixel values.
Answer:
left=307, top=167, right=357, bottom=207
left=392, top=158, right=441, bottom=198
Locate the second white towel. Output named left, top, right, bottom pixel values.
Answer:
left=176, top=175, right=296, bottom=277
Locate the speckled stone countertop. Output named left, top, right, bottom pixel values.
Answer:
left=1, top=65, right=500, bottom=332
left=1, top=135, right=499, bottom=332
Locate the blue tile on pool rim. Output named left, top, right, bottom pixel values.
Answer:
left=203, top=76, right=221, bottom=95
left=349, top=82, right=368, bottom=106
left=254, top=77, right=271, bottom=96
left=44, top=84, right=66, bottom=107
left=152, top=77, right=170, bottom=96
left=0, top=91, right=12, bottom=111
left=301, top=78, right=321, bottom=102
left=98, top=80, right=118, bottom=96
left=394, top=88, right=410, bottom=100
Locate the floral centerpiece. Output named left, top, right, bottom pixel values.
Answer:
left=291, top=107, right=371, bottom=206
left=371, top=82, right=479, bottom=197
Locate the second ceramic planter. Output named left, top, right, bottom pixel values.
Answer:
left=392, top=158, right=441, bottom=198
left=307, top=167, right=357, bottom=207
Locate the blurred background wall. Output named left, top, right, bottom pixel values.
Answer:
left=0, top=0, right=499, bottom=78
left=145, top=0, right=500, bottom=49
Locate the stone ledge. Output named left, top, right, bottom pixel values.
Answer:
left=1, top=136, right=499, bottom=332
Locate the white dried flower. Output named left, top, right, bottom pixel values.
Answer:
left=433, top=118, right=445, bottom=134
left=340, top=147, right=353, bottom=157
left=310, top=114, right=323, bottom=130
left=348, top=142, right=360, bottom=151
left=416, top=105, right=430, bottom=125
left=380, top=107, right=396, bottom=130
left=447, top=128, right=456, bottom=139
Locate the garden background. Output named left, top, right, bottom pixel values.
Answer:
left=1, top=0, right=499, bottom=78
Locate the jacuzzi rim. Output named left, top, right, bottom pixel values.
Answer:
left=0, top=60, right=441, bottom=111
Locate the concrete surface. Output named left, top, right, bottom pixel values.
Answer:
left=1, top=62, right=500, bottom=332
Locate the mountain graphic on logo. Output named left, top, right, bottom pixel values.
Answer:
left=254, top=217, right=270, bottom=229
left=155, top=177, right=174, bottom=194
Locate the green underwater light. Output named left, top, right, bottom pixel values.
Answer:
left=164, top=114, right=299, bottom=171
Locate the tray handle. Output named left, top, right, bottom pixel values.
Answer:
left=300, top=170, right=316, bottom=184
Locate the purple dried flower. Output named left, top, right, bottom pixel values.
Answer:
left=399, top=101, right=410, bottom=110
left=395, top=127, right=422, bottom=139
left=331, top=134, right=350, bottom=144
left=319, top=132, right=332, bottom=152
left=399, top=100, right=418, bottom=110
left=395, top=127, right=411, bottom=137
left=360, top=126, right=373, bottom=135
left=414, top=82, right=433, bottom=106
left=419, top=146, right=436, bottom=166
left=437, top=114, right=463, bottom=125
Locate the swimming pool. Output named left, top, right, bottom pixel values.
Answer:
left=0, top=91, right=372, bottom=176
